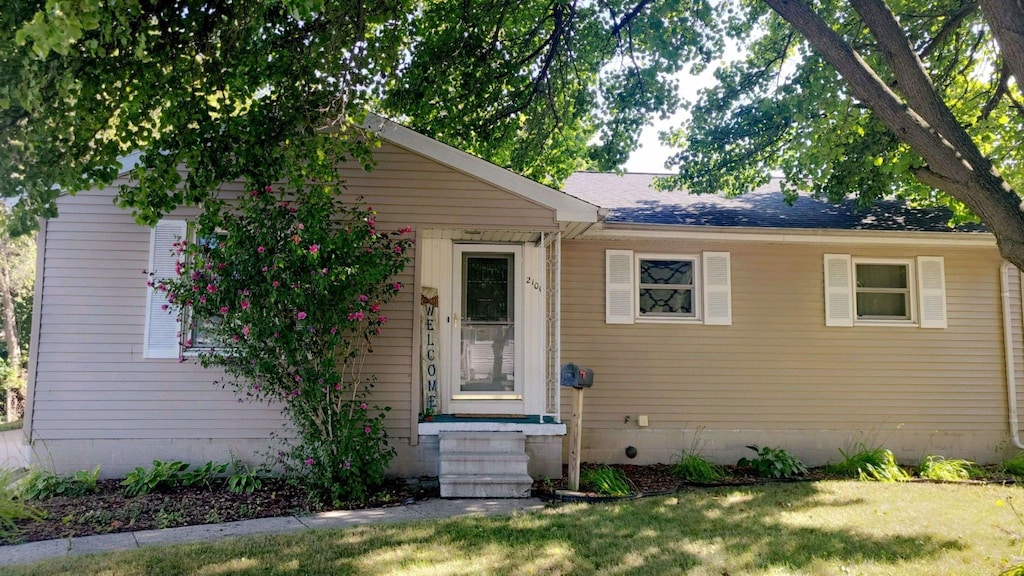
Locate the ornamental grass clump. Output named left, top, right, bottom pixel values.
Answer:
left=155, top=183, right=413, bottom=505
left=826, top=443, right=908, bottom=482
left=917, top=455, right=981, bottom=482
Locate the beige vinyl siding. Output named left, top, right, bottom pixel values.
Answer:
left=562, top=239, right=1011, bottom=464
left=30, top=143, right=557, bottom=472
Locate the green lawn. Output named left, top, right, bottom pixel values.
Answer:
left=5, top=481, right=1024, bottom=575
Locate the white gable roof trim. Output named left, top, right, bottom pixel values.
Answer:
left=364, top=114, right=600, bottom=224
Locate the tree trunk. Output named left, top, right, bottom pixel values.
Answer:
left=764, top=0, right=1024, bottom=270
left=0, top=234, right=21, bottom=422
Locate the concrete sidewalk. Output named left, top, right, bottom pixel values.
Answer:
left=0, top=497, right=547, bottom=568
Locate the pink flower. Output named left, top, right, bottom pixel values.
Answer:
left=394, top=245, right=403, bottom=254
left=360, top=402, right=367, bottom=410
left=367, top=217, right=376, bottom=227
left=184, top=338, right=193, bottom=347
left=321, top=268, right=328, bottom=275
left=295, top=374, right=302, bottom=382
left=298, top=223, right=305, bottom=230
left=344, top=460, right=351, bottom=470
left=199, top=295, right=207, bottom=303
left=330, top=327, right=337, bottom=334
left=241, top=300, right=250, bottom=310
left=206, top=284, right=217, bottom=293
left=359, top=294, right=368, bottom=302
left=262, top=266, right=268, bottom=272
left=161, top=304, right=168, bottom=311
left=220, top=306, right=229, bottom=314
left=291, top=389, right=300, bottom=397
left=292, top=234, right=301, bottom=244
left=370, top=304, right=381, bottom=313
left=273, top=332, right=280, bottom=338
left=232, top=335, right=240, bottom=342
left=242, top=325, right=250, bottom=337
left=264, top=185, right=272, bottom=193
left=253, top=383, right=259, bottom=391
left=334, top=383, right=342, bottom=390
left=272, top=281, right=280, bottom=288
left=309, top=244, right=319, bottom=254
left=380, top=316, right=388, bottom=324
left=399, top=226, right=413, bottom=235
left=297, top=311, right=307, bottom=320
left=257, top=246, right=265, bottom=253
left=305, top=458, right=314, bottom=466
left=393, top=282, right=402, bottom=291
left=348, top=312, right=365, bottom=321
left=364, top=426, right=372, bottom=434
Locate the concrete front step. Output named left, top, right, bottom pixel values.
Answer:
left=439, top=474, right=534, bottom=498
left=439, top=432, right=526, bottom=454
left=439, top=451, right=530, bottom=476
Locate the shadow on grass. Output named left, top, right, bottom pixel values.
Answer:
left=9, top=482, right=966, bottom=575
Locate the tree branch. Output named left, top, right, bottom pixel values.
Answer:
left=611, top=0, right=653, bottom=37
left=920, top=0, right=978, bottom=59
left=980, top=0, right=1024, bottom=90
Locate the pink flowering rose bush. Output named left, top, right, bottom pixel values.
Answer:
left=156, top=184, right=413, bottom=504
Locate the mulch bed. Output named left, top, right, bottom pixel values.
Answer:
left=4, top=477, right=434, bottom=546
left=5, top=463, right=1018, bottom=545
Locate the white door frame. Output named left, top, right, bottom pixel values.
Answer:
left=449, top=243, right=525, bottom=414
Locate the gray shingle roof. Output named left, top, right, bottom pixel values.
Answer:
left=562, top=172, right=985, bottom=233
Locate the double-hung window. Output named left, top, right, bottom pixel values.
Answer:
left=824, top=254, right=946, bottom=328
left=854, top=260, right=912, bottom=321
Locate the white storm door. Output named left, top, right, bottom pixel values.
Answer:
left=450, top=244, right=524, bottom=413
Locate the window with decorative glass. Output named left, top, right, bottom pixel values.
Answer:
left=854, top=261, right=912, bottom=321
left=637, top=256, right=698, bottom=318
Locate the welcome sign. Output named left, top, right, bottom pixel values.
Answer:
left=420, top=287, right=439, bottom=414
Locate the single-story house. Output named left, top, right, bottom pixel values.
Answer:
left=23, top=116, right=1024, bottom=496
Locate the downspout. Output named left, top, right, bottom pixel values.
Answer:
left=1000, top=261, right=1024, bottom=449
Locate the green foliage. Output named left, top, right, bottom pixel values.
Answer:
left=1001, top=453, right=1024, bottom=477
left=918, top=455, right=980, bottom=482
left=673, top=453, right=725, bottom=483
left=737, top=445, right=807, bottom=479
left=0, top=468, right=42, bottom=539
left=20, top=466, right=100, bottom=500
left=156, top=184, right=412, bottom=505
left=580, top=466, right=632, bottom=497
left=827, top=440, right=901, bottom=477
left=226, top=457, right=263, bottom=494
left=180, top=461, right=228, bottom=491
left=856, top=450, right=910, bottom=483
left=664, top=1, right=1024, bottom=232
left=121, top=460, right=188, bottom=497
left=2, top=0, right=717, bottom=232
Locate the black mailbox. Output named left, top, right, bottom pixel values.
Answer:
left=560, top=363, right=594, bottom=388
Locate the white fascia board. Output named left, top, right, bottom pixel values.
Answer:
left=364, top=114, right=600, bottom=223
left=585, top=223, right=996, bottom=247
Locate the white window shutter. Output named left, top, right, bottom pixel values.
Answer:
left=917, top=256, right=947, bottom=329
left=824, top=254, right=854, bottom=327
left=605, top=249, right=634, bottom=324
left=702, top=252, right=732, bottom=325
left=144, top=220, right=187, bottom=358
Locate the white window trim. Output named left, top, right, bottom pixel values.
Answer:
left=635, top=253, right=702, bottom=323
left=181, top=224, right=228, bottom=357
left=852, top=257, right=917, bottom=326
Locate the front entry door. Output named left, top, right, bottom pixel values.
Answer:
left=451, top=244, right=524, bottom=414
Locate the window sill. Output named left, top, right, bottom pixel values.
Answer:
left=853, top=320, right=918, bottom=328
left=635, top=317, right=703, bottom=324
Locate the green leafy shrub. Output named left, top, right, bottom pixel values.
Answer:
left=21, top=466, right=100, bottom=500
left=826, top=443, right=908, bottom=481
left=918, top=455, right=980, bottom=482
left=737, top=445, right=808, bottom=479
left=672, top=453, right=725, bottom=483
left=181, top=461, right=228, bottom=490
left=227, top=458, right=263, bottom=494
left=856, top=450, right=910, bottom=482
left=580, top=466, right=632, bottom=496
left=121, top=460, right=188, bottom=496
left=0, top=468, right=41, bottom=539
left=155, top=184, right=413, bottom=505
left=1002, top=453, right=1024, bottom=477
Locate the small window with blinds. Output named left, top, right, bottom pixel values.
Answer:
left=855, top=260, right=913, bottom=321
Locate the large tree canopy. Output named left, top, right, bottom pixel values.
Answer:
left=1, top=0, right=715, bottom=234
left=667, top=0, right=1024, bottom=268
